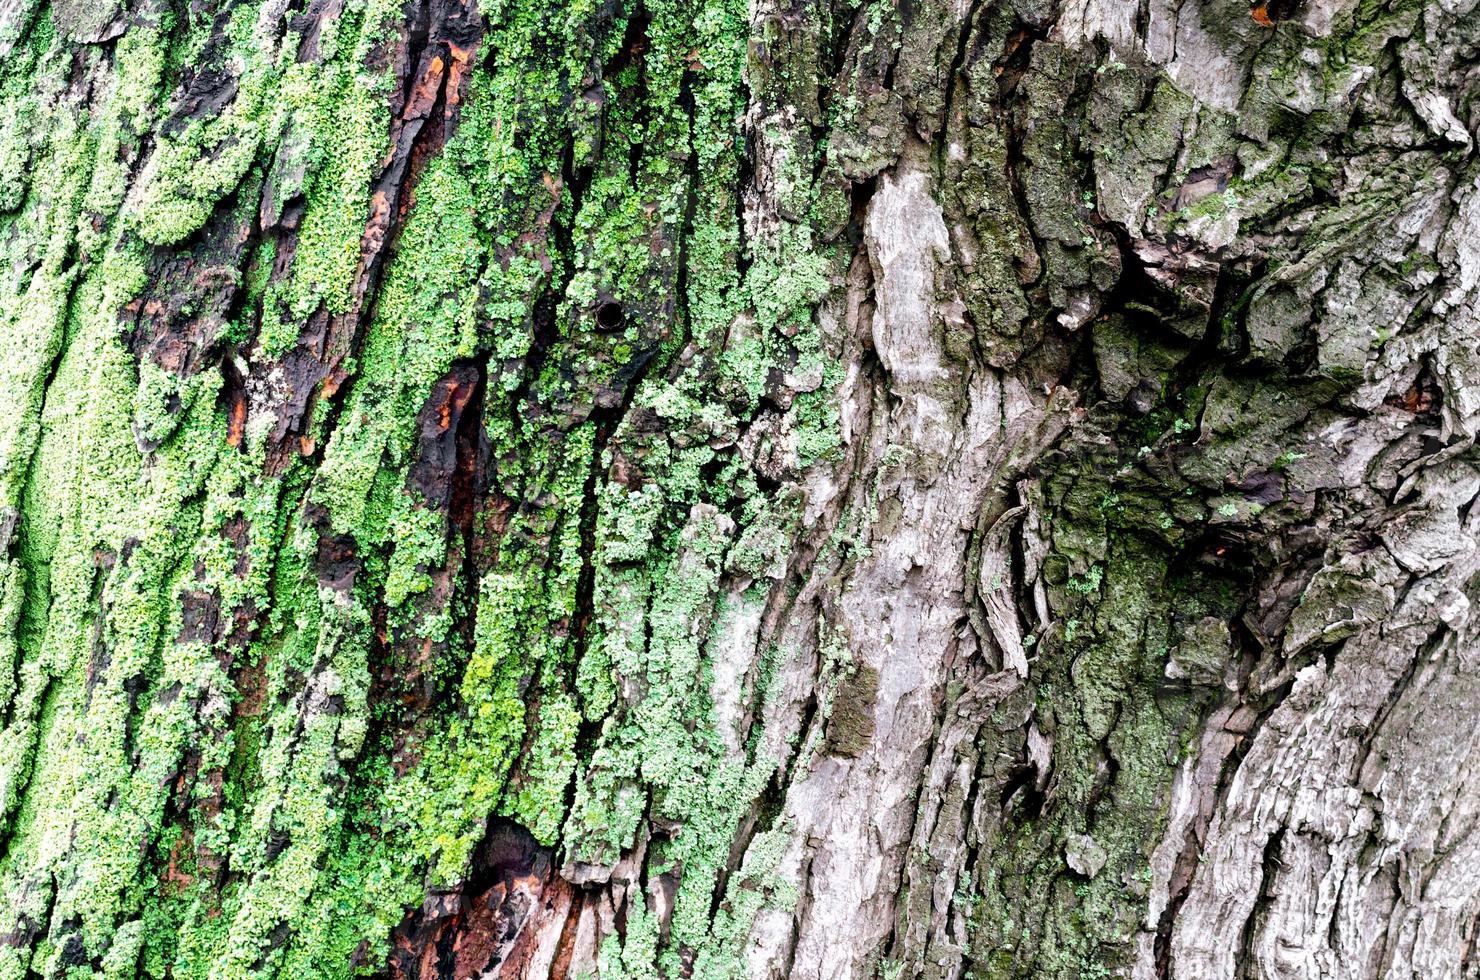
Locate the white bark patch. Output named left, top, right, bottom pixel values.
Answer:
left=748, top=146, right=1071, bottom=979
left=978, top=505, right=1031, bottom=676
left=864, top=160, right=951, bottom=392
left=708, top=590, right=765, bottom=758
left=1055, top=0, right=1138, bottom=50
left=1163, top=2, right=1247, bottom=111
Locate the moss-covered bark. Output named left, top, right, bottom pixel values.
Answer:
left=0, top=0, right=1477, bottom=976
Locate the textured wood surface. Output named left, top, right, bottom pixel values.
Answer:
left=0, top=0, right=1475, bottom=976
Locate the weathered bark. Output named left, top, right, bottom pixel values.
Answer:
left=0, top=0, right=1477, bottom=975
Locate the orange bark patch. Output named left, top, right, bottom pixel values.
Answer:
left=225, top=395, right=247, bottom=447
left=1391, top=378, right=1437, bottom=414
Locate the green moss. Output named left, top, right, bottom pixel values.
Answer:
left=0, top=0, right=848, bottom=967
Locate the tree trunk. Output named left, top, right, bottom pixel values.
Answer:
left=0, top=0, right=1477, bottom=975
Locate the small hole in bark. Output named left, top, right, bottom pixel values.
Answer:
left=596, top=301, right=624, bottom=331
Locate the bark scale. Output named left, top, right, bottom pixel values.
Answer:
left=0, top=0, right=1476, bottom=976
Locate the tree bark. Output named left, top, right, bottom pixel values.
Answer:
left=0, top=0, right=1477, bottom=976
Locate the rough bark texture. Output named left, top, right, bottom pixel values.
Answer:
left=0, top=0, right=1477, bottom=976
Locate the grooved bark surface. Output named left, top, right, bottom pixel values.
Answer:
left=0, top=0, right=1476, bottom=977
